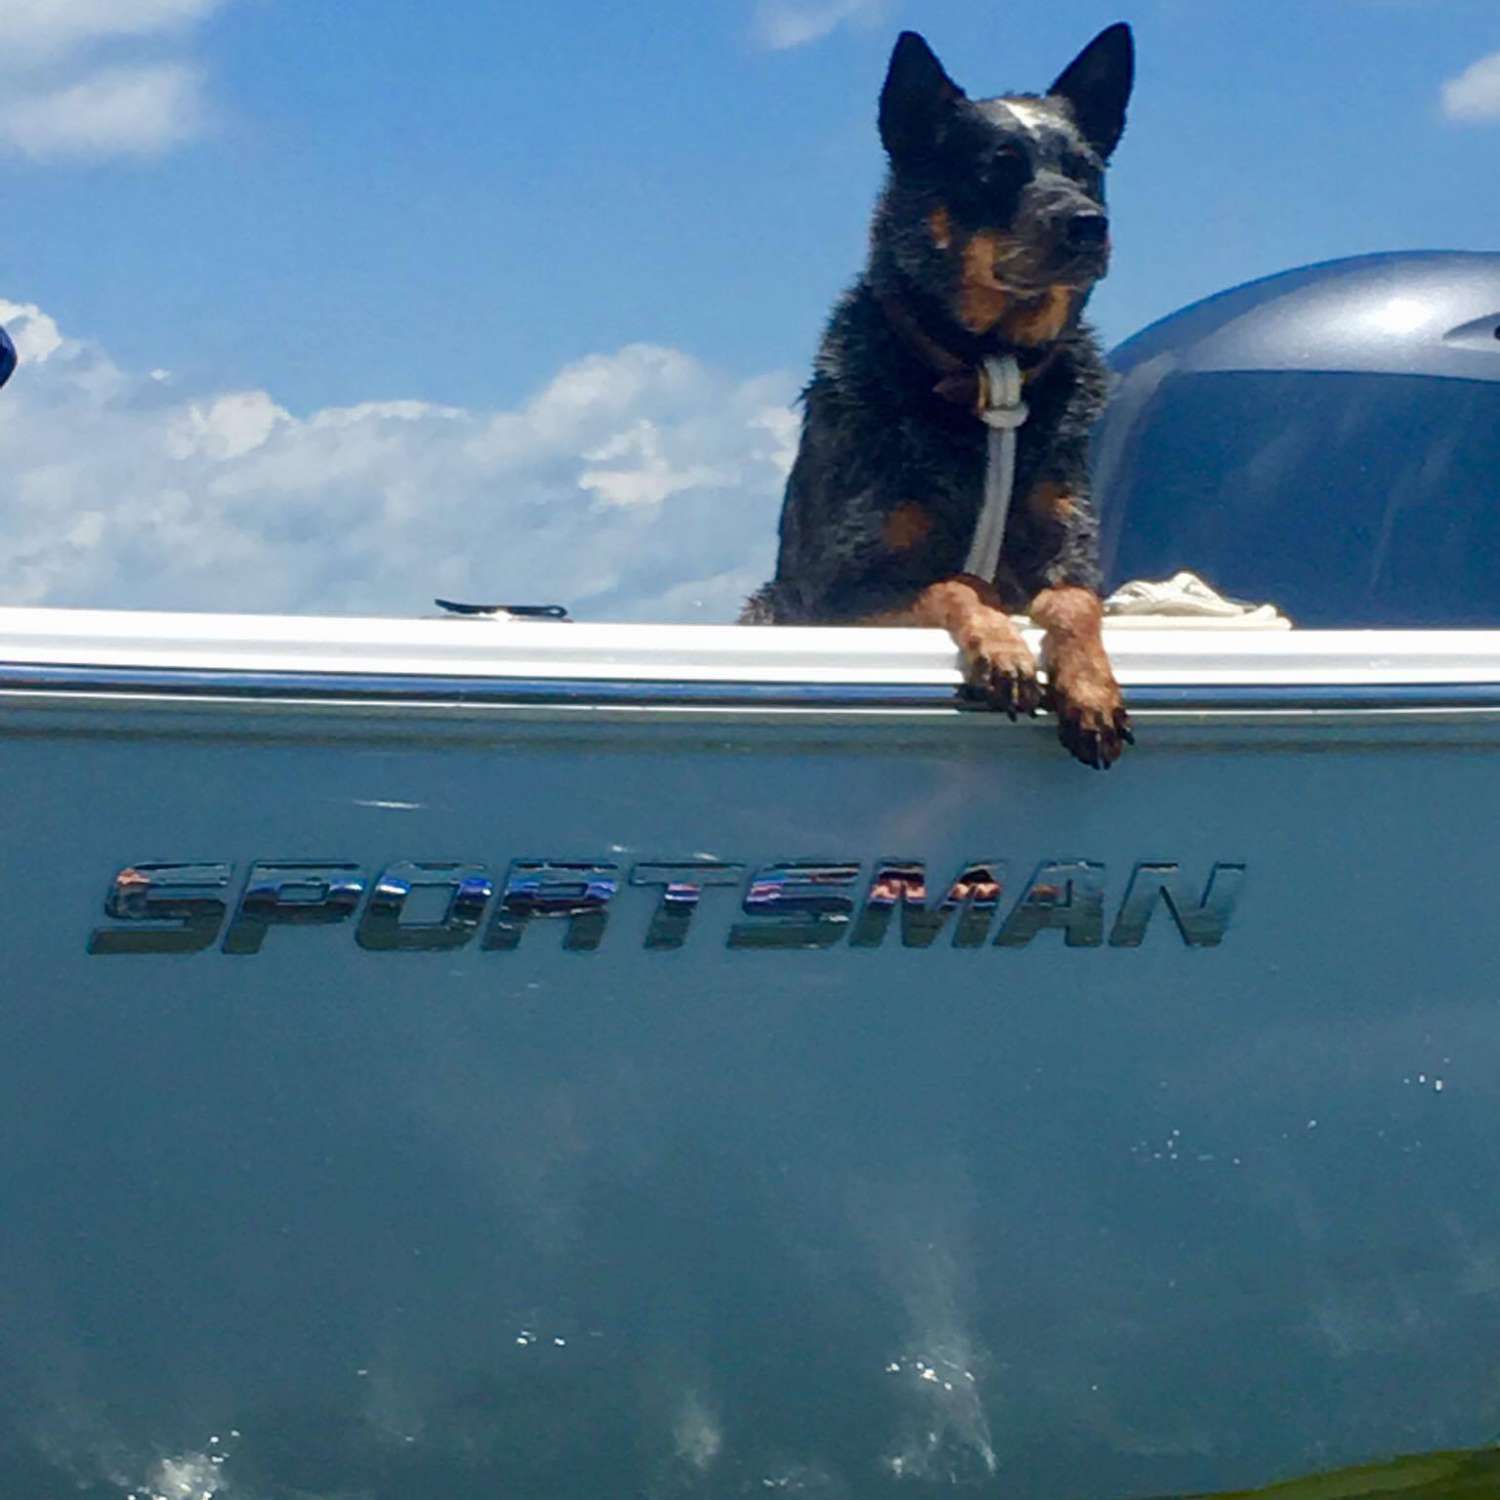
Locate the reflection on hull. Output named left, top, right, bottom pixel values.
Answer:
left=8, top=640, right=1500, bottom=1497
left=7, top=1432, right=1500, bottom=1500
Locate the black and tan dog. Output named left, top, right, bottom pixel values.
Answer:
left=744, top=25, right=1135, bottom=768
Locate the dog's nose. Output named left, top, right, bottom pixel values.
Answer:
left=1066, top=211, right=1109, bottom=250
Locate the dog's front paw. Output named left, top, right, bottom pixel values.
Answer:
left=956, top=621, right=1042, bottom=720
left=1048, top=670, right=1133, bottom=769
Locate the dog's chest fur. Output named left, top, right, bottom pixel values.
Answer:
left=757, top=282, right=1108, bottom=622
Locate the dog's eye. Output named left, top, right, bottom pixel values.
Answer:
left=1062, top=151, right=1102, bottom=188
left=984, top=144, right=1028, bottom=186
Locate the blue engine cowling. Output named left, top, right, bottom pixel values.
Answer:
left=1094, top=251, right=1500, bottom=627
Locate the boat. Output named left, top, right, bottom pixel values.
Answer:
left=1, top=253, right=1498, bottom=1498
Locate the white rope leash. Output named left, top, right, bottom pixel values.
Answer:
left=962, top=354, right=1028, bottom=583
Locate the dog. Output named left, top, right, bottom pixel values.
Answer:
left=743, top=24, right=1135, bottom=768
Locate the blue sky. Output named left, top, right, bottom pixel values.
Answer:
left=0, top=0, right=1497, bottom=619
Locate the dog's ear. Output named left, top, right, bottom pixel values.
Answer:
left=1048, top=22, right=1133, bottom=159
left=879, top=32, right=965, bottom=164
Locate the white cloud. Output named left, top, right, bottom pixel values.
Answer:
left=0, top=0, right=226, bottom=66
left=0, top=63, right=207, bottom=160
left=752, top=0, right=886, bottom=50
left=0, top=0, right=227, bottom=161
left=167, top=389, right=290, bottom=461
left=0, top=301, right=64, bottom=365
left=0, top=298, right=797, bottom=623
left=580, top=421, right=728, bottom=508
left=1442, top=49, right=1500, bottom=123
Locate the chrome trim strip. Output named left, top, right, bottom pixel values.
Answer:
left=4, top=662, right=1500, bottom=712
left=0, top=663, right=964, bottom=707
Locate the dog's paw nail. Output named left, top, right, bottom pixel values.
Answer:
left=1056, top=708, right=1127, bottom=769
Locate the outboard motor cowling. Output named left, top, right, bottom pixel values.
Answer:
left=1095, top=252, right=1500, bottom=627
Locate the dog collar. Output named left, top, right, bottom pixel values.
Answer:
left=873, top=289, right=1033, bottom=584
left=874, top=288, right=1059, bottom=415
